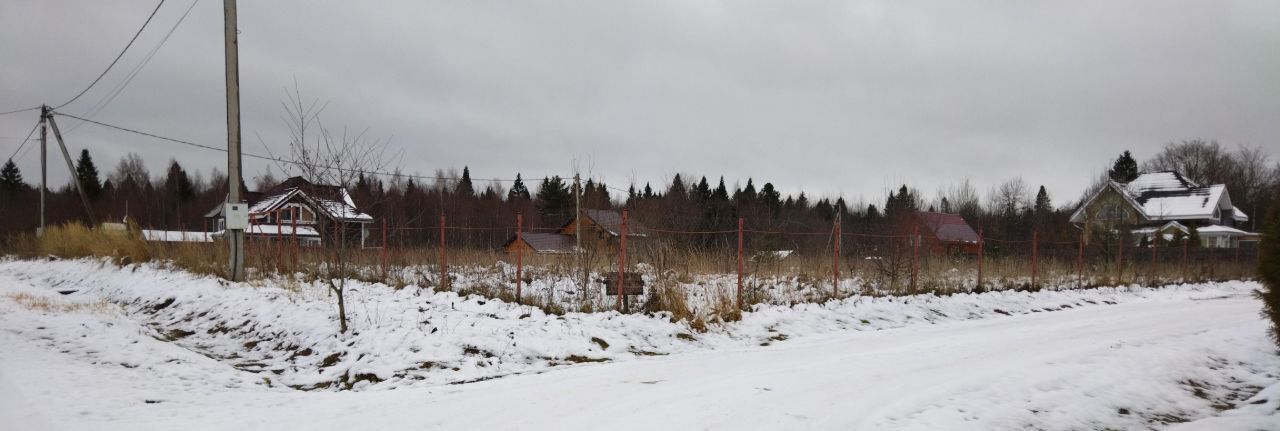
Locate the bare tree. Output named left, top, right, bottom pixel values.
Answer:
left=277, top=84, right=393, bottom=334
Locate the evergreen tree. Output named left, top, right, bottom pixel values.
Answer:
left=1187, top=224, right=1202, bottom=248
left=75, top=149, right=103, bottom=200
left=0, top=158, right=25, bottom=196
left=1033, top=186, right=1051, bottom=213
left=507, top=173, right=530, bottom=201
left=866, top=204, right=881, bottom=219
left=759, top=182, right=782, bottom=212
left=794, top=192, right=809, bottom=209
left=643, top=183, right=654, bottom=199
left=940, top=197, right=951, bottom=213
left=1257, top=190, right=1280, bottom=347
left=668, top=174, right=687, bottom=199
left=455, top=166, right=474, bottom=197
left=712, top=177, right=729, bottom=201
left=1109, top=150, right=1139, bottom=183
left=535, top=176, right=572, bottom=222
left=164, top=160, right=195, bottom=203
left=694, top=176, right=711, bottom=201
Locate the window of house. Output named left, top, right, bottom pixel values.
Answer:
left=1097, top=205, right=1125, bottom=221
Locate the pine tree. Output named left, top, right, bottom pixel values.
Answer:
left=759, top=182, right=781, bottom=212
left=1257, top=190, right=1280, bottom=347
left=712, top=177, right=729, bottom=202
left=507, top=173, right=530, bottom=201
left=694, top=176, right=711, bottom=201
left=940, top=197, right=951, bottom=213
left=1109, top=150, right=1139, bottom=183
left=1034, top=186, right=1051, bottom=213
left=643, top=183, right=654, bottom=199
left=668, top=174, right=687, bottom=199
left=455, top=166, right=474, bottom=197
left=75, top=149, right=103, bottom=200
left=535, top=176, right=572, bottom=222
left=0, top=158, right=25, bottom=196
left=164, top=160, right=195, bottom=203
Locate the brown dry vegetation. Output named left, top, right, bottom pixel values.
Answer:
left=1, top=222, right=1256, bottom=320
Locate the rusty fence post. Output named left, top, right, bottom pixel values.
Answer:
left=911, top=224, right=919, bottom=293
left=1031, top=230, right=1038, bottom=289
left=381, top=219, right=388, bottom=281
left=737, top=217, right=744, bottom=311
left=439, top=213, right=447, bottom=291
left=977, top=227, right=984, bottom=289
left=1116, top=237, right=1124, bottom=284
left=833, top=216, right=841, bottom=298
left=291, top=210, right=298, bottom=273
left=1077, top=230, right=1084, bottom=288
left=516, top=213, right=523, bottom=305
left=617, top=210, right=628, bottom=311
left=1182, top=238, right=1188, bottom=281
left=1150, top=238, right=1157, bottom=284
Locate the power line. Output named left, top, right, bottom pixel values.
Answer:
left=66, top=0, right=201, bottom=134
left=0, top=106, right=41, bottom=117
left=6, top=119, right=42, bottom=162
left=53, top=0, right=166, bottom=110
left=53, top=111, right=568, bottom=184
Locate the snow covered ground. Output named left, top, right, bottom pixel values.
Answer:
left=0, top=258, right=1276, bottom=430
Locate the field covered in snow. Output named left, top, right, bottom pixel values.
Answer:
left=1, top=257, right=1277, bottom=430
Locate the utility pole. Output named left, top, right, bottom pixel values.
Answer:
left=574, top=173, right=583, bottom=299
left=43, top=108, right=97, bottom=226
left=224, top=0, right=246, bottom=281
left=39, top=111, right=46, bottom=236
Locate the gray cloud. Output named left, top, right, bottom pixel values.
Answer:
left=3, top=0, right=1277, bottom=208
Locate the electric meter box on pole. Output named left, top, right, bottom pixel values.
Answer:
left=225, top=203, right=250, bottom=230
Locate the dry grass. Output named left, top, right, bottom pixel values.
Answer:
left=642, top=278, right=694, bottom=322
left=32, top=222, right=151, bottom=264
left=6, top=292, right=111, bottom=313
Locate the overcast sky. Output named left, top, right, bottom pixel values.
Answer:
left=3, top=0, right=1277, bottom=208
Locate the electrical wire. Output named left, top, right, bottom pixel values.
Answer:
left=65, top=0, right=200, bottom=134
left=53, top=0, right=166, bottom=110
left=5, top=119, right=42, bottom=162
left=53, top=111, right=570, bottom=184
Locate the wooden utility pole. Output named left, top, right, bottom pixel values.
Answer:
left=223, top=0, right=246, bottom=281
left=39, top=111, right=46, bottom=235
left=574, top=173, right=584, bottom=300
left=43, top=109, right=96, bottom=226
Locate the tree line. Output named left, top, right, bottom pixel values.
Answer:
left=2, top=139, right=1276, bottom=252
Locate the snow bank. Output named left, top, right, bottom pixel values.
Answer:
left=0, top=258, right=1261, bottom=393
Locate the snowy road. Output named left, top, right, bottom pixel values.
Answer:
left=3, top=267, right=1275, bottom=430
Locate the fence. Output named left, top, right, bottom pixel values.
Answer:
left=177, top=210, right=1258, bottom=312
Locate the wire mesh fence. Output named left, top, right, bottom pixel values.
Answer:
left=177, top=211, right=1258, bottom=314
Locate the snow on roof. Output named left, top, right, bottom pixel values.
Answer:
left=141, top=230, right=213, bottom=242
left=511, top=233, right=577, bottom=254
left=1195, top=225, right=1256, bottom=236
left=1074, top=171, right=1236, bottom=222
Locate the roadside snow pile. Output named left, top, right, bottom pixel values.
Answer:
left=0, top=258, right=1261, bottom=393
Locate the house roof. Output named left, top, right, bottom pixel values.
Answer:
left=207, top=176, right=372, bottom=223
left=506, top=232, right=576, bottom=254
left=1071, top=171, right=1245, bottom=223
left=566, top=209, right=651, bottom=237
left=916, top=211, right=980, bottom=244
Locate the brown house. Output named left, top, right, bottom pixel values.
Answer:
left=502, top=209, right=650, bottom=254
left=203, top=176, right=374, bottom=247
left=915, top=211, right=981, bottom=255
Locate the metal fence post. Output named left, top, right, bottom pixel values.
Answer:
left=737, top=217, right=744, bottom=311
left=833, top=216, right=841, bottom=298
left=1031, top=230, right=1038, bottom=289
left=977, top=227, right=984, bottom=289
left=1077, top=230, right=1084, bottom=288
left=516, top=213, right=523, bottom=304
left=439, top=213, right=447, bottom=291
left=617, top=210, right=628, bottom=311
left=1182, top=238, right=1188, bottom=281
left=911, top=224, right=919, bottom=293
left=1116, top=236, right=1124, bottom=284
left=381, top=219, right=388, bottom=281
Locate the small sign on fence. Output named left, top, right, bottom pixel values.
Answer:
left=603, top=272, right=644, bottom=296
